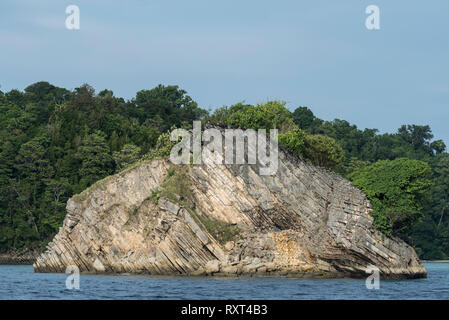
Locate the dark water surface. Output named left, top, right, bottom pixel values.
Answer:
left=0, top=262, right=448, bottom=299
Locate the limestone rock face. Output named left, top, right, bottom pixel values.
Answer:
left=34, top=150, right=426, bottom=279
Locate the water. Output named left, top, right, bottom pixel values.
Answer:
left=0, top=262, right=448, bottom=299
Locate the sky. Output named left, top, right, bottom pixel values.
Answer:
left=1, top=0, right=448, bottom=144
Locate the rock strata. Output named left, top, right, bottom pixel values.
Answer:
left=34, top=145, right=426, bottom=279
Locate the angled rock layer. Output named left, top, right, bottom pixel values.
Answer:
left=34, top=148, right=426, bottom=279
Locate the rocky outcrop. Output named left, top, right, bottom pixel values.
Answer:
left=0, top=249, right=40, bottom=264
left=34, top=145, right=426, bottom=279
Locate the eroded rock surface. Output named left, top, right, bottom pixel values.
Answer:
left=34, top=148, right=426, bottom=279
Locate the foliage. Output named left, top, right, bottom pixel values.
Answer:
left=113, top=144, right=141, bottom=171
left=344, top=157, right=372, bottom=177
left=0, top=82, right=207, bottom=252
left=303, top=134, right=345, bottom=170
left=150, top=189, right=161, bottom=205
left=75, top=132, right=115, bottom=191
left=196, top=214, right=240, bottom=245
left=351, top=158, right=432, bottom=237
left=209, top=101, right=296, bottom=133
left=160, top=166, right=194, bottom=202
left=278, top=128, right=307, bottom=157
left=412, top=154, right=449, bottom=259
left=291, top=106, right=323, bottom=131
left=133, top=85, right=208, bottom=132
left=144, top=128, right=179, bottom=160
left=210, top=103, right=343, bottom=170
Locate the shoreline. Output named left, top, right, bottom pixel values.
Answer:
left=2, top=255, right=446, bottom=266
left=0, top=251, right=40, bottom=265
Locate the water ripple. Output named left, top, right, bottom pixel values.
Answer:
left=0, top=263, right=447, bottom=300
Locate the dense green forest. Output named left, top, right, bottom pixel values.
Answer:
left=0, top=81, right=448, bottom=259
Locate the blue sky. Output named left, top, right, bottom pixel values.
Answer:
left=1, top=0, right=448, bottom=143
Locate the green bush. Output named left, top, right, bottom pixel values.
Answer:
left=351, top=158, right=432, bottom=237
left=303, top=134, right=345, bottom=170
left=210, top=101, right=296, bottom=133
left=279, top=128, right=307, bottom=157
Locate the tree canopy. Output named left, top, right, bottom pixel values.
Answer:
left=351, top=158, right=432, bottom=238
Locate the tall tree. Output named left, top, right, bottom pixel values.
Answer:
left=76, top=132, right=114, bottom=191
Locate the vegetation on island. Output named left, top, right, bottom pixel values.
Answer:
left=350, top=158, right=432, bottom=238
left=0, top=81, right=447, bottom=259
